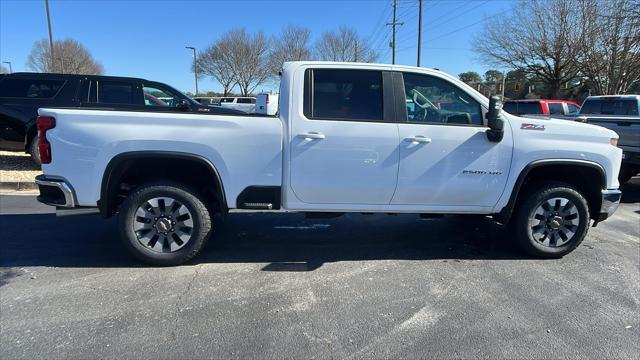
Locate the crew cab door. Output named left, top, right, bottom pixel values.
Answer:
left=288, top=68, right=400, bottom=205
left=391, top=72, right=512, bottom=208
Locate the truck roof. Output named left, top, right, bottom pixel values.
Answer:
left=2, top=72, right=153, bottom=83
left=585, top=95, right=640, bottom=100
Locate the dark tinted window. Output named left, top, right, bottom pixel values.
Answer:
left=581, top=99, right=638, bottom=115
left=0, top=78, right=65, bottom=98
left=98, top=81, right=134, bottom=104
left=548, top=102, right=565, bottom=115
left=518, top=102, right=542, bottom=114
left=237, top=98, right=255, bottom=104
left=402, top=72, right=482, bottom=125
left=503, top=102, right=517, bottom=114
left=220, top=98, right=234, bottom=103
left=304, top=69, right=383, bottom=121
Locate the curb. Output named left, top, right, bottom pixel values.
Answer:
left=0, top=182, right=38, bottom=191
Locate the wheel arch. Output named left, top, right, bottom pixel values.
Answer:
left=497, top=159, right=606, bottom=224
left=98, top=151, right=227, bottom=218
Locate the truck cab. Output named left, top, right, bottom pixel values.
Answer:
left=34, top=62, right=623, bottom=265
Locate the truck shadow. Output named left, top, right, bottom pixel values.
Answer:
left=621, top=177, right=640, bottom=203
left=0, top=211, right=528, bottom=269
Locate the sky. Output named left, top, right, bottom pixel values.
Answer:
left=0, top=0, right=513, bottom=94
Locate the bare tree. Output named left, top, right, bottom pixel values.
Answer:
left=578, top=0, right=640, bottom=94
left=224, top=29, right=271, bottom=96
left=268, top=25, right=311, bottom=76
left=27, top=38, right=104, bottom=75
left=314, top=26, right=378, bottom=63
left=474, top=0, right=586, bottom=98
left=195, top=43, right=238, bottom=96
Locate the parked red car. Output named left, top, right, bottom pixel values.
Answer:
left=503, top=99, right=581, bottom=116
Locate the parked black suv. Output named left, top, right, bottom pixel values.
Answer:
left=0, top=73, right=241, bottom=164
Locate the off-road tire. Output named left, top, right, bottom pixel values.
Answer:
left=513, top=182, right=590, bottom=258
left=118, top=182, right=212, bottom=265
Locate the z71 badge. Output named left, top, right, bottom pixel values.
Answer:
left=521, top=123, right=545, bottom=131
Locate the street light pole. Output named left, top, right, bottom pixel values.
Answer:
left=45, top=0, right=55, bottom=72
left=185, top=46, right=198, bottom=96
left=2, top=61, right=12, bottom=73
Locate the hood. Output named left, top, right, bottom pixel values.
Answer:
left=507, top=113, right=619, bottom=141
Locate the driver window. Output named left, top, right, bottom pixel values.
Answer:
left=402, top=73, right=482, bottom=125
left=143, top=85, right=179, bottom=107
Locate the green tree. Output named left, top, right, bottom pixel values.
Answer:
left=458, top=71, right=482, bottom=83
left=484, top=70, right=503, bottom=83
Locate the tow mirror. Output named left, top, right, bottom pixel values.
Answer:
left=486, top=96, right=504, bottom=142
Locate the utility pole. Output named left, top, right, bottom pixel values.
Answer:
left=45, top=0, right=55, bottom=72
left=417, top=0, right=423, bottom=67
left=2, top=61, right=12, bottom=73
left=387, top=0, right=404, bottom=65
left=185, top=46, right=198, bottom=96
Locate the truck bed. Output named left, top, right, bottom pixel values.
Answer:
left=38, top=108, right=284, bottom=208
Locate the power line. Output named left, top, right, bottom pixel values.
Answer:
left=426, top=0, right=488, bottom=30
left=427, top=9, right=509, bottom=42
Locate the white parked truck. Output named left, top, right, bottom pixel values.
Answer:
left=35, top=62, right=623, bottom=265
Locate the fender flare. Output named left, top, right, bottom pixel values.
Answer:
left=98, top=151, right=227, bottom=217
left=496, top=159, right=606, bottom=223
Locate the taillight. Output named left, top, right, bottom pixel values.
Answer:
left=265, top=95, right=270, bottom=104
left=610, top=138, right=618, bottom=146
left=37, top=116, right=56, bottom=164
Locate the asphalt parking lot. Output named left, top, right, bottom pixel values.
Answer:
left=1, top=181, right=639, bottom=359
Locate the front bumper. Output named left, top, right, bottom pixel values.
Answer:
left=35, top=175, right=76, bottom=208
left=596, top=189, right=622, bottom=222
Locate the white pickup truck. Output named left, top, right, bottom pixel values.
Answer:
left=35, top=62, right=622, bottom=265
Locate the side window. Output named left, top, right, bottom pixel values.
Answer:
left=402, top=73, right=482, bottom=125
left=567, top=104, right=580, bottom=115
left=220, top=98, right=234, bottom=103
left=548, top=103, right=565, bottom=115
left=0, top=78, right=66, bottom=98
left=95, top=81, right=135, bottom=105
left=143, top=85, right=180, bottom=107
left=580, top=100, right=601, bottom=114
left=237, top=98, right=253, bottom=104
left=304, top=69, right=383, bottom=121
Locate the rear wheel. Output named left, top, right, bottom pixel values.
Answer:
left=118, top=182, right=212, bottom=265
left=29, top=135, right=41, bottom=165
left=513, top=182, right=589, bottom=258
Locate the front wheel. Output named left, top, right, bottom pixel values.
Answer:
left=513, top=182, right=590, bottom=258
left=118, top=182, right=212, bottom=265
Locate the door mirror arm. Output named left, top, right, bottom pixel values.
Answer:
left=486, top=96, right=504, bottom=143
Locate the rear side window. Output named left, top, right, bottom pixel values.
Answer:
left=503, top=102, right=517, bottom=115
left=581, top=99, right=639, bottom=115
left=100, top=82, right=134, bottom=104
left=517, top=102, right=542, bottom=114
left=237, top=98, right=255, bottom=104
left=0, top=78, right=66, bottom=98
left=548, top=103, right=565, bottom=115
left=220, top=98, right=234, bottom=103
left=304, top=69, right=383, bottom=121
left=87, top=80, right=136, bottom=105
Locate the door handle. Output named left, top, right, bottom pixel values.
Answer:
left=299, top=132, right=326, bottom=140
left=405, top=135, right=431, bottom=144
